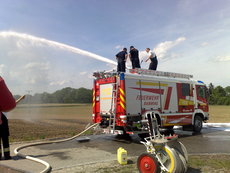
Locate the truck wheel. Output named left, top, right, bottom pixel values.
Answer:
left=193, top=116, right=203, bottom=133
left=137, top=153, right=161, bottom=173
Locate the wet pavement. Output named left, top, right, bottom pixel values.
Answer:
left=0, top=123, right=230, bottom=172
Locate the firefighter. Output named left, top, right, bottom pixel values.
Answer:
left=0, top=76, right=25, bottom=160
left=0, top=112, right=11, bottom=160
left=116, top=48, right=128, bottom=72
left=129, top=46, right=141, bottom=69
left=145, top=48, right=158, bottom=70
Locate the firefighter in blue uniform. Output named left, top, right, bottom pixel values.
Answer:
left=116, top=48, right=128, bottom=72
left=129, top=46, right=141, bottom=69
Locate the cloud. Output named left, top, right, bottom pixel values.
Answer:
left=24, top=62, right=50, bottom=70
left=201, top=42, right=209, bottom=47
left=79, top=71, right=87, bottom=75
left=49, top=80, right=70, bottom=86
left=154, top=37, right=186, bottom=59
left=0, top=64, right=6, bottom=75
left=215, top=55, right=230, bottom=62
left=114, top=45, right=124, bottom=50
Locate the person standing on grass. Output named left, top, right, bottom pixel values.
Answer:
left=116, top=48, right=128, bottom=72
left=0, top=76, right=25, bottom=160
left=145, top=48, right=158, bottom=70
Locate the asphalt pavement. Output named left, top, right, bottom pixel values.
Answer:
left=0, top=123, right=230, bottom=173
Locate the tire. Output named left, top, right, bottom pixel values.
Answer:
left=137, top=153, right=161, bottom=173
left=156, top=146, right=178, bottom=173
left=167, top=141, right=188, bottom=163
left=170, top=147, right=183, bottom=173
left=175, top=149, right=188, bottom=173
left=193, top=116, right=203, bottom=133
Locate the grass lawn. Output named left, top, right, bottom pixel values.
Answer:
left=7, top=105, right=230, bottom=142
left=208, top=105, right=230, bottom=123
left=94, top=155, right=230, bottom=173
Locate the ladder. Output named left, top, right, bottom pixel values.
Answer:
left=109, top=78, right=119, bottom=134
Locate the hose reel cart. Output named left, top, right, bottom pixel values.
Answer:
left=137, top=112, right=188, bottom=173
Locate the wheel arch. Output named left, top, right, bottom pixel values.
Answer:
left=192, top=110, right=205, bottom=125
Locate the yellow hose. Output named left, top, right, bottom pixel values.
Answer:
left=14, top=123, right=99, bottom=173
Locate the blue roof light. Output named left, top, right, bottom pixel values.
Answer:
left=198, top=80, right=204, bottom=84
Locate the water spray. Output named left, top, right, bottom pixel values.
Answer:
left=0, top=31, right=117, bottom=65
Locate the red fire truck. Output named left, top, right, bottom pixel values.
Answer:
left=92, top=69, right=209, bottom=136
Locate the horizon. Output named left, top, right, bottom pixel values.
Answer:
left=0, top=0, right=230, bottom=95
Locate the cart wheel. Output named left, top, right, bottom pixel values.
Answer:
left=167, top=141, right=188, bottom=162
left=156, top=146, right=178, bottom=173
left=171, top=147, right=184, bottom=173
left=137, top=153, right=161, bottom=173
left=175, top=149, right=188, bottom=173
left=178, top=142, right=188, bottom=162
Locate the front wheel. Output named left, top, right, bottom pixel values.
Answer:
left=193, top=116, right=203, bottom=133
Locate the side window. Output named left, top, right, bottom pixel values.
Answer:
left=182, top=83, right=190, bottom=96
left=198, top=86, right=206, bottom=99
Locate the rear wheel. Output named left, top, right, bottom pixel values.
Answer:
left=193, top=116, right=203, bottom=133
left=137, top=153, right=161, bottom=173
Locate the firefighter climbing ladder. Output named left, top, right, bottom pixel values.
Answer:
left=109, top=78, right=119, bottom=134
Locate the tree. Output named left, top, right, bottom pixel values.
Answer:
left=225, top=86, right=230, bottom=96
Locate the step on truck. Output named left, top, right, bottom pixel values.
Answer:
left=92, top=69, right=209, bottom=136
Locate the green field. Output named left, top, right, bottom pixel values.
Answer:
left=8, top=104, right=92, bottom=142
left=7, top=104, right=230, bottom=142
left=209, top=105, right=230, bottom=122
left=8, top=104, right=230, bottom=122
left=8, top=103, right=92, bottom=120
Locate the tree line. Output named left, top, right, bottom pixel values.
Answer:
left=14, top=84, right=230, bottom=105
left=14, top=87, right=92, bottom=104
left=208, top=83, right=230, bottom=105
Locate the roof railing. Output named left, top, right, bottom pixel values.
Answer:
left=129, top=68, right=193, bottom=79
left=93, top=68, right=193, bottom=79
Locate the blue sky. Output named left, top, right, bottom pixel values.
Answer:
left=0, top=0, right=230, bottom=94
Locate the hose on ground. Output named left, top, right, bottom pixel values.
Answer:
left=14, top=123, right=100, bottom=173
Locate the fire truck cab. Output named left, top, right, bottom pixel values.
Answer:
left=92, top=69, right=209, bottom=136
